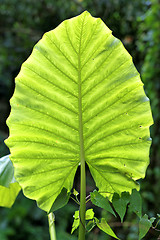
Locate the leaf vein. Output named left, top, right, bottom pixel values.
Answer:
left=85, top=124, right=143, bottom=151
left=84, top=85, right=141, bottom=125
left=85, top=101, right=146, bottom=139
left=45, top=34, right=77, bottom=70
left=87, top=142, right=149, bottom=157
left=87, top=156, right=146, bottom=163
left=80, top=21, right=98, bottom=55
left=18, top=80, right=78, bottom=115
left=43, top=161, right=78, bottom=206
left=22, top=163, right=79, bottom=177
left=24, top=65, right=77, bottom=99
left=83, top=74, right=138, bottom=113
left=13, top=123, right=79, bottom=146
left=82, top=59, right=131, bottom=99
left=10, top=140, right=78, bottom=154
left=65, top=22, right=78, bottom=54
left=82, top=40, right=121, bottom=84
left=13, top=102, right=78, bottom=132
left=87, top=161, right=116, bottom=192
left=27, top=162, right=78, bottom=194
left=35, top=46, right=77, bottom=85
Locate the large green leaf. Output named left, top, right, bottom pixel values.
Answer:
left=0, top=155, right=21, bottom=208
left=5, top=11, right=153, bottom=212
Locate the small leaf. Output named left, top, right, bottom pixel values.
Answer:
left=0, top=155, right=21, bottom=208
left=129, top=189, right=142, bottom=218
left=86, top=220, right=96, bottom=232
left=74, top=210, right=79, bottom=219
left=96, top=218, right=120, bottom=239
left=91, top=190, right=116, bottom=216
left=112, top=192, right=130, bottom=222
left=139, top=214, right=152, bottom=240
left=50, top=188, right=70, bottom=212
left=150, top=217, right=156, bottom=224
left=0, top=155, right=15, bottom=187
left=71, top=210, right=80, bottom=234
left=0, top=182, right=21, bottom=208
left=71, top=208, right=95, bottom=234
left=73, top=189, right=79, bottom=196
left=85, top=208, right=94, bottom=220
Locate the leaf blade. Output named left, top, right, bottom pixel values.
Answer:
left=96, top=218, right=120, bottom=239
left=6, top=11, right=153, bottom=212
left=90, top=190, right=116, bottom=217
left=129, top=189, right=142, bottom=218
left=0, top=155, right=21, bottom=208
left=0, top=155, right=15, bottom=187
left=139, top=214, right=152, bottom=240
left=0, top=182, right=21, bottom=208
left=112, top=192, right=130, bottom=222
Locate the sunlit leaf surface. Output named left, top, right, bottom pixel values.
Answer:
left=6, top=11, right=153, bottom=212
left=96, top=218, right=120, bottom=239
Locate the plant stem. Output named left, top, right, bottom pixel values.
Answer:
left=48, top=212, right=56, bottom=240
left=78, top=157, right=86, bottom=240
left=70, top=196, right=80, bottom=205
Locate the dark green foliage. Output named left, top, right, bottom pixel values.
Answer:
left=139, top=214, right=155, bottom=240
left=129, top=189, right=142, bottom=218
left=0, top=192, right=49, bottom=240
left=91, top=190, right=116, bottom=217
left=137, top=0, right=160, bottom=159
left=112, top=192, right=130, bottom=222
left=136, top=1, right=160, bottom=234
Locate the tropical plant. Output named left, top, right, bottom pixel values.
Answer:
left=0, top=11, right=153, bottom=239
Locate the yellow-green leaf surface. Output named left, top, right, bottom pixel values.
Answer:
left=0, top=155, right=21, bottom=208
left=0, top=182, right=21, bottom=208
left=96, top=218, right=120, bottom=239
left=71, top=209, right=94, bottom=234
left=6, top=11, right=153, bottom=212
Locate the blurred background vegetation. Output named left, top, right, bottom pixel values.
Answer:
left=0, top=0, right=160, bottom=239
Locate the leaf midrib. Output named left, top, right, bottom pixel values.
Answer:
left=78, top=16, right=85, bottom=164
